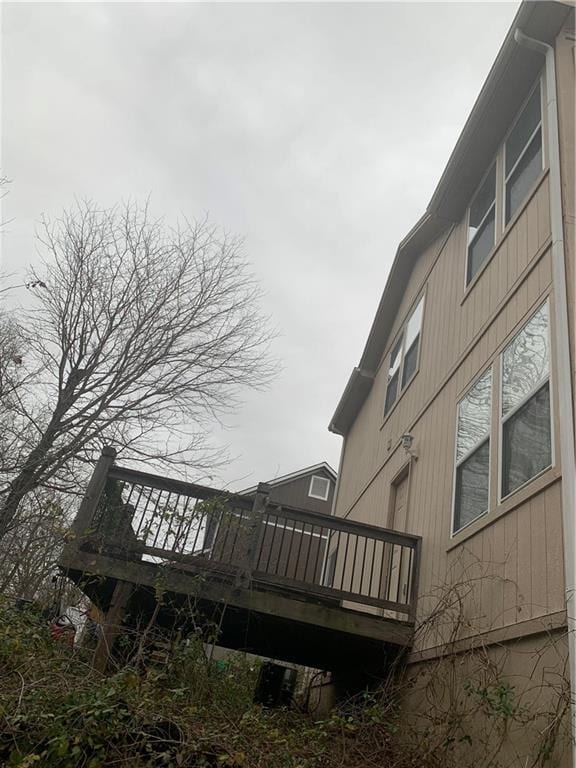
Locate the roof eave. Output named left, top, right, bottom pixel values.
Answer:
left=330, top=1, right=573, bottom=437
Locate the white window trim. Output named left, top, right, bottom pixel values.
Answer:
left=451, top=367, right=492, bottom=537
left=465, top=162, right=497, bottom=288
left=308, top=474, right=330, bottom=501
left=498, top=300, right=554, bottom=503
left=383, top=292, right=426, bottom=417
left=502, top=78, right=544, bottom=227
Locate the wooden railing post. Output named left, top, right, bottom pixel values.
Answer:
left=66, top=446, right=117, bottom=549
left=235, top=482, right=270, bottom=589
left=407, top=538, right=422, bottom=621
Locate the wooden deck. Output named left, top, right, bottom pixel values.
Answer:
left=60, top=448, right=421, bottom=672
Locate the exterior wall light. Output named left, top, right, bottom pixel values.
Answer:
left=401, top=433, right=418, bottom=459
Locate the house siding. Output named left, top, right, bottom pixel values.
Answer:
left=332, top=69, right=570, bottom=654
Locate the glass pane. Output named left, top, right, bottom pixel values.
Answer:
left=456, top=369, right=492, bottom=460
left=384, top=371, right=399, bottom=415
left=454, top=440, right=490, bottom=532
left=505, top=129, right=542, bottom=224
left=502, top=302, right=549, bottom=414
left=505, top=84, right=541, bottom=175
left=401, top=338, right=419, bottom=389
left=405, top=297, right=424, bottom=349
left=502, top=382, right=551, bottom=497
left=467, top=206, right=495, bottom=284
left=388, top=336, right=403, bottom=378
left=469, top=165, right=496, bottom=239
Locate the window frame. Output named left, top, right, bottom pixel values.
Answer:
left=498, top=300, right=554, bottom=502
left=503, top=80, right=544, bottom=227
left=451, top=366, right=493, bottom=536
left=465, top=162, right=497, bottom=288
left=308, top=474, right=330, bottom=501
left=383, top=292, right=426, bottom=419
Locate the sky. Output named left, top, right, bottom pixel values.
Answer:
left=0, top=1, right=519, bottom=491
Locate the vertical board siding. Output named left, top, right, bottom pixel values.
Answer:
left=333, top=167, right=567, bottom=651
left=556, top=21, right=575, bottom=392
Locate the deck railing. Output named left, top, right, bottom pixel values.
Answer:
left=69, top=448, right=421, bottom=619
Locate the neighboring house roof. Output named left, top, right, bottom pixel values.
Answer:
left=329, top=0, right=573, bottom=436
left=240, top=462, right=337, bottom=495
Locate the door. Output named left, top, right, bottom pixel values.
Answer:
left=385, top=472, right=411, bottom=610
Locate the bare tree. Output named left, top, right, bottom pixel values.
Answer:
left=0, top=200, right=276, bottom=538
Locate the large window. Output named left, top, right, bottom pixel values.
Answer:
left=504, top=83, right=543, bottom=225
left=453, top=369, right=492, bottom=533
left=501, top=302, right=551, bottom=498
left=384, top=295, right=424, bottom=416
left=451, top=303, right=553, bottom=536
left=467, top=164, right=496, bottom=284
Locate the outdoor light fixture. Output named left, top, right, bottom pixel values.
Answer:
left=401, top=434, right=413, bottom=450
left=401, top=433, right=418, bottom=459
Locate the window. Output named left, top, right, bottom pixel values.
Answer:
left=451, top=303, right=554, bottom=536
left=467, top=164, right=496, bottom=284
left=501, top=302, right=551, bottom=498
left=464, top=77, right=545, bottom=289
left=384, top=295, right=425, bottom=416
left=453, top=369, right=492, bottom=534
left=504, top=83, right=543, bottom=225
left=309, top=475, right=330, bottom=501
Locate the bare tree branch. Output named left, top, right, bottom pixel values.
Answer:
left=0, top=199, right=277, bottom=537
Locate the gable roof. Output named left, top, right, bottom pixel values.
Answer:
left=329, top=0, right=573, bottom=437
left=240, top=462, right=337, bottom=495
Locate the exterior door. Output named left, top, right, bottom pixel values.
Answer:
left=385, top=472, right=411, bottom=609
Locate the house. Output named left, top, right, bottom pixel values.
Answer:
left=240, top=462, right=336, bottom=514
left=327, top=0, right=575, bottom=761
left=204, top=463, right=337, bottom=590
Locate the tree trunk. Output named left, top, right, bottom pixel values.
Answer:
left=0, top=383, right=75, bottom=539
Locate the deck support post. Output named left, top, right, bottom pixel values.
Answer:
left=92, top=578, right=134, bottom=674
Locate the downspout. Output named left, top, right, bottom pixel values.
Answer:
left=514, top=28, right=576, bottom=760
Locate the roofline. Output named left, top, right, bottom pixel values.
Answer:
left=240, top=462, right=338, bottom=495
left=329, top=0, right=573, bottom=437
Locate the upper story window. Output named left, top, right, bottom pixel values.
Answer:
left=467, top=164, right=496, bottom=284
left=453, top=368, right=492, bottom=533
left=504, top=83, right=543, bottom=225
left=309, top=475, right=330, bottom=501
left=384, top=295, right=425, bottom=417
left=501, top=301, right=551, bottom=498
left=465, top=77, right=544, bottom=287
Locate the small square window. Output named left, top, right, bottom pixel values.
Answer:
left=309, top=475, right=330, bottom=501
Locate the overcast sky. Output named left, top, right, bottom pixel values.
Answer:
left=1, top=1, right=519, bottom=490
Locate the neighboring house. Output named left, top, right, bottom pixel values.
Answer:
left=240, top=463, right=337, bottom=515
left=206, top=463, right=337, bottom=584
left=328, top=0, right=575, bottom=760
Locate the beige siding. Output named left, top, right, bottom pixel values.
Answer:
left=334, top=162, right=566, bottom=651
left=555, top=17, right=576, bottom=412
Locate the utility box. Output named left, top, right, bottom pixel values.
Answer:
left=253, top=662, right=297, bottom=707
